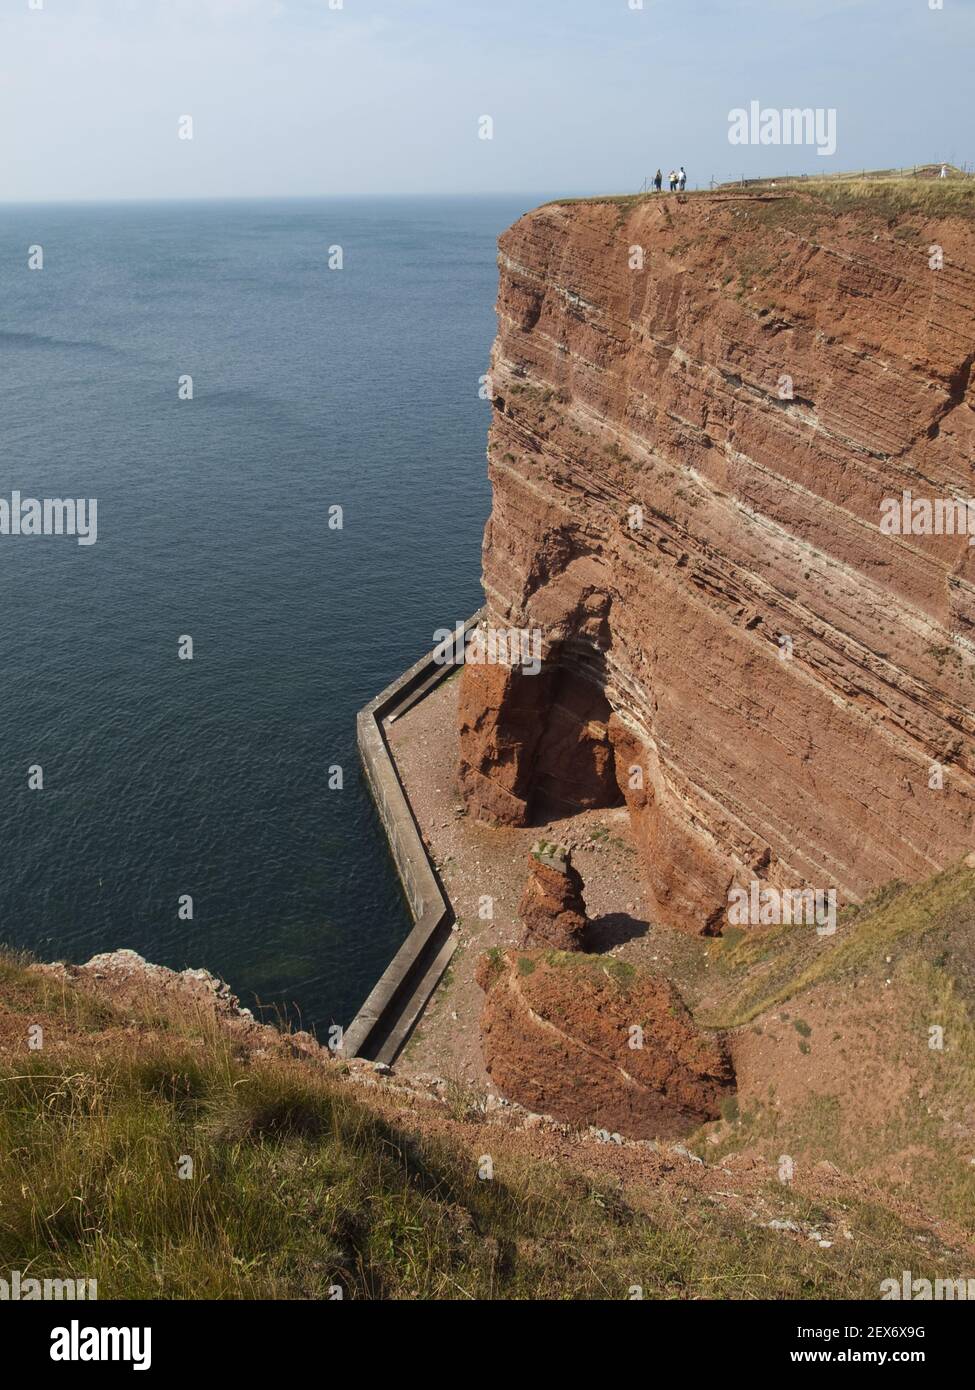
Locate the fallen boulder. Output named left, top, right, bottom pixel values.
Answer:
left=476, top=948, right=734, bottom=1140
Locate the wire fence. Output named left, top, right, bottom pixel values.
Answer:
left=717, top=163, right=975, bottom=189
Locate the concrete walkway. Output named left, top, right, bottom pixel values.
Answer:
left=342, top=612, right=483, bottom=1064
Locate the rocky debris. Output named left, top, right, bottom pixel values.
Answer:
left=33, top=950, right=325, bottom=1061
left=459, top=193, right=975, bottom=931
left=518, top=841, right=589, bottom=951
left=475, top=947, right=735, bottom=1140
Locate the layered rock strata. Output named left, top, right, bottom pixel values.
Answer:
left=459, top=190, right=975, bottom=931
left=476, top=948, right=735, bottom=1139
left=518, top=841, right=588, bottom=951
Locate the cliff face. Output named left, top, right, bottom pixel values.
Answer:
left=459, top=190, right=975, bottom=931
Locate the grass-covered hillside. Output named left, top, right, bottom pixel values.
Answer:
left=1, top=865, right=974, bottom=1300
left=693, top=864, right=975, bottom=1243
left=552, top=165, right=975, bottom=223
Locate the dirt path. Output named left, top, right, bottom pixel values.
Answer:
left=385, top=673, right=706, bottom=1089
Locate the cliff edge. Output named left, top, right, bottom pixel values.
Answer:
left=459, top=184, right=975, bottom=932
left=3, top=906, right=974, bottom=1298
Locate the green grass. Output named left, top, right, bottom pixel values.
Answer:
left=701, top=865, right=975, bottom=1028
left=770, top=176, right=975, bottom=222
left=1, top=950, right=962, bottom=1299
left=535, top=948, right=638, bottom=991
left=0, top=1043, right=953, bottom=1300
left=694, top=867, right=975, bottom=1237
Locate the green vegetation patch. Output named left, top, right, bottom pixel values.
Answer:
left=702, top=865, right=975, bottom=1028
left=1, top=945, right=970, bottom=1298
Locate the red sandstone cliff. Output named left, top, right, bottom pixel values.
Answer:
left=459, top=189, right=975, bottom=931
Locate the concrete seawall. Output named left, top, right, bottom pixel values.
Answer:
left=343, top=611, right=484, bottom=1065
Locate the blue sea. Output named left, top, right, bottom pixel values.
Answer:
left=0, top=196, right=536, bottom=1035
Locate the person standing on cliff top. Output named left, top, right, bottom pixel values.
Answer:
left=653, top=169, right=662, bottom=191
left=668, top=169, right=677, bottom=191
left=678, top=166, right=687, bottom=190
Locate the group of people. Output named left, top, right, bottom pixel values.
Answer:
left=652, top=166, right=686, bottom=192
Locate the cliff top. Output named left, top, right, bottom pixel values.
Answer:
left=546, top=166, right=975, bottom=222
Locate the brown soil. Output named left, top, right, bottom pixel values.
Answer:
left=386, top=672, right=705, bottom=1090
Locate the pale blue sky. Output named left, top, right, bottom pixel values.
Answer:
left=1, top=0, right=971, bottom=201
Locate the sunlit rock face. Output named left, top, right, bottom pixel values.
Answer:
left=460, top=191, right=975, bottom=932
left=476, top=948, right=735, bottom=1139
left=518, top=842, right=589, bottom=952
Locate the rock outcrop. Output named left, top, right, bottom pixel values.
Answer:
left=459, top=189, right=975, bottom=931
left=35, top=949, right=324, bottom=1057
left=518, top=841, right=588, bottom=950
left=457, top=653, right=621, bottom=823
left=476, top=948, right=735, bottom=1139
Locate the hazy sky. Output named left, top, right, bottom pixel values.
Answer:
left=1, top=0, right=971, bottom=201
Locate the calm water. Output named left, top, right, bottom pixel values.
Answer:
left=0, top=196, right=536, bottom=1034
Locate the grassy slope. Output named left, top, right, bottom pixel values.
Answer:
left=695, top=864, right=975, bottom=1240
left=548, top=170, right=975, bottom=223
left=0, top=944, right=970, bottom=1300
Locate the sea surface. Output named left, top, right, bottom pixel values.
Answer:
left=0, top=195, right=538, bottom=1034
